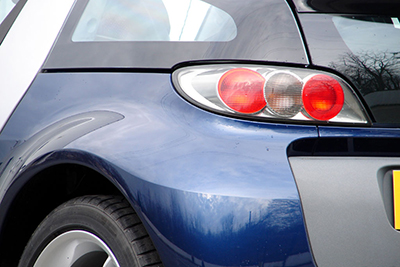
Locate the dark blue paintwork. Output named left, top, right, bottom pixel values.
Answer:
left=0, top=72, right=318, bottom=266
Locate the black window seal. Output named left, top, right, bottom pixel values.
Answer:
left=292, top=0, right=400, bottom=16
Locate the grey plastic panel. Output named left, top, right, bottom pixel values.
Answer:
left=289, top=157, right=400, bottom=267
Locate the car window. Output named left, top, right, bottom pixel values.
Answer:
left=0, top=0, right=26, bottom=45
left=0, top=0, right=18, bottom=25
left=45, top=0, right=307, bottom=69
left=333, top=16, right=400, bottom=57
left=72, top=0, right=237, bottom=42
left=331, top=16, right=400, bottom=122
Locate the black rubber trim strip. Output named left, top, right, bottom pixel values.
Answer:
left=292, top=0, right=400, bottom=15
left=288, top=137, right=400, bottom=157
left=41, top=68, right=172, bottom=74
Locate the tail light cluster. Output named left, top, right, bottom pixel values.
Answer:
left=172, top=65, right=369, bottom=124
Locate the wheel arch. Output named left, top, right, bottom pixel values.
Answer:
left=0, top=149, right=130, bottom=266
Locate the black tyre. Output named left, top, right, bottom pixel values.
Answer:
left=18, top=195, right=163, bottom=267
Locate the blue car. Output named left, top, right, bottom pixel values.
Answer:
left=0, top=0, right=399, bottom=266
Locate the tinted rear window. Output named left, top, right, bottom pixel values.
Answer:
left=333, top=16, right=400, bottom=58
left=72, top=0, right=236, bottom=42
left=333, top=16, right=400, bottom=124
left=300, top=14, right=400, bottom=124
left=44, top=0, right=307, bottom=69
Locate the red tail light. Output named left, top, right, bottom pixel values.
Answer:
left=173, top=64, right=369, bottom=125
left=218, top=68, right=266, bottom=114
left=302, top=74, right=344, bottom=121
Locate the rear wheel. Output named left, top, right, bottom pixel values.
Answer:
left=18, top=195, right=163, bottom=267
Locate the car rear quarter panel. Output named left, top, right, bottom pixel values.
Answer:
left=0, top=72, right=318, bottom=266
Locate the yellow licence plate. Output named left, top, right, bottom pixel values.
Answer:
left=393, top=170, right=400, bottom=229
